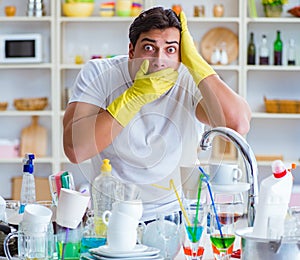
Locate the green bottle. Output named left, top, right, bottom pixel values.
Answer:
left=247, top=32, right=256, bottom=65
left=273, top=30, right=283, bottom=65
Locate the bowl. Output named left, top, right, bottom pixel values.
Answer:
left=62, top=3, right=95, bottom=17
left=0, top=102, right=8, bottom=111
left=14, top=97, right=48, bottom=111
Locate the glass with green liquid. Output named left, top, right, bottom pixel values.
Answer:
left=56, top=224, right=82, bottom=260
left=210, top=206, right=236, bottom=260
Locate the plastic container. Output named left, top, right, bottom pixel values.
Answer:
left=91, top=159, right=124, bottom=240
left=252, top=160, right=293, bottom=239
left=115, top=0, right=132, bottom=17
left=19, top=153, right=36, bottom=214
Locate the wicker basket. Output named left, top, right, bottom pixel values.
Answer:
left=264, top=97, right=300, bottom=114
left=14, top=97, right=48, bottom=111
left=0, top=102, right=8, bottom=111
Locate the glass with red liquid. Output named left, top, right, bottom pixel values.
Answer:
left=181, top=225, right=205, bottom=260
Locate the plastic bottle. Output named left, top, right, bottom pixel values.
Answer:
left=273, top=30, right=283, bottom=65
left=19, top=153, right=36, bottom=214
left=287, top=38, right=296, bottom=65
left=259, top=34, right=269, bottom=65
left=247, top=32, right=256, bottom=65
left=252, top=160, right=293, bottom=239
left=92, top=159, right=124, bottom=242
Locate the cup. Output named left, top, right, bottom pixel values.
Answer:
left=181, top=225, right=205, bottom=260
left=0, top=196, right=6, bottom=222
left=209, top=163, right=242, bottom=185
left=102, top=210, right=140, bottom=232
left=56, top=223, right=82, bottom=260
left=102, top=210, right=141, bottom=251
left=116, top=0, right=132, bottom=17
left=112, top=199, right=143, bottom=220
left=107, top=229, right=137, bottom=251
left=4, top=221, right=54, bottom=260
left=56, top=188, right=90, bottom=229
left=141, top=220, right=181, bottom=259
left=23, top=203, right=53, bottom=225
left=124, top=182, right=141, bottom=200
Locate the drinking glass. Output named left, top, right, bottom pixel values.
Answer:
left=182, top=201, right=207, bottom=259
left=210, top=204, right=235, bottom=260
left=156, top=211, right=181, bottom=260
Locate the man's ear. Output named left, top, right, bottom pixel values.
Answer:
left=128, top=43, right=134, bottom=59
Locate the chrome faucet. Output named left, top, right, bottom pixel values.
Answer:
left=200, top=127, right=259, bottom=226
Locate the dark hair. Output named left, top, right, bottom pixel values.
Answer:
left=129, top=6, right=181, bottom=47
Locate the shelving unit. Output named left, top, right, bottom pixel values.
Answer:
left=0, top=0, right=299, bottom=198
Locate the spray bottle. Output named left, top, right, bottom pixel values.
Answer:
left=19, top=153, right=36, bottom=214
left=252, top=160, right=293, bottom=239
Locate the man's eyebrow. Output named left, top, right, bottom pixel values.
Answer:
left=141, top=37, right=179, bottom=45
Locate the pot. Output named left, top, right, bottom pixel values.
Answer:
left=236, top=227, right=300, bottom=260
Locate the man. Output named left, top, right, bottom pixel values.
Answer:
left=63, top=7, right=251, bottom=220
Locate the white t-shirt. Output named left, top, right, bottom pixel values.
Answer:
left=70, top=55, right=204, bottom=220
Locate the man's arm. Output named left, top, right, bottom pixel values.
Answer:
left=63, top=102, right=122, bottom=163
left=63, top=60, right=178, bottom=163
left=196, top=75, right=251, bottom=135
left=179, top=11, right=251, bottom=135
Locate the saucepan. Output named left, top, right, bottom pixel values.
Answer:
left=236, top=227, right=300, bottom=260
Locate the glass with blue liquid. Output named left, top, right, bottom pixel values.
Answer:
left=182, top=190, right=208, bottom=260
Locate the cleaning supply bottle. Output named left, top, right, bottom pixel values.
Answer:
left=19, top=153, right=36, bottom=214
left=92, top=159, right=124, bottom=243
left=252, top=160, right=293, bottom=239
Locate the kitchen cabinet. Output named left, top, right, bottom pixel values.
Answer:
left=0, top=0, right=299, bottom=199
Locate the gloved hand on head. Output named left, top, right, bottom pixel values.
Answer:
left=179, top=11, right=216, bottom=85
left=107, top=59, right=178, bottom=127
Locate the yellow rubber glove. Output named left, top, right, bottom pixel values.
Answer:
left=107, top=59, right=178, bottom=127
left=179, top=11, right=216, bottom=85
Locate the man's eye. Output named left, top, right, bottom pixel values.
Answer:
left=167, top=47, right=176, bottom=54
left=144, top=45, right=154, bottom=51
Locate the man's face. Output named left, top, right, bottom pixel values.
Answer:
left=128, top=27, right=180, bottom=75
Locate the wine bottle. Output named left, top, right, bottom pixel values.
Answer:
left=247, top=32, right=256, bottom=65
left=287, top=39, right=296, bottom=65
left=259, top=35, right=269, bottom=65
left=273, top=30, right=282, bottom=65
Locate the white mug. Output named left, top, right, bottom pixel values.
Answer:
left=209, top=163, right=242, bottom=185
left=102, top=210, right=140, bottom=232
left=107, top=229, right=137, bottom=251
left=112, top=199, right=143, bottom=220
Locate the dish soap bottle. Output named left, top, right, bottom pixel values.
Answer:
left=19, top=153, right=36, bottom=214
left=252, top=160, right=293, bottom=239
left=92, top=159, right=124, bottom=243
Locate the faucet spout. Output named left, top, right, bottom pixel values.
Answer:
left=200, top=127, right=259, bottom=226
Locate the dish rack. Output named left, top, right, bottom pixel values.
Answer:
left=264, top=97, right=300, bottom=114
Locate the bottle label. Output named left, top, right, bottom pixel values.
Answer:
left=288, top=60, right=296, bottom=65
left=274, top=51, right=282, bottom=65
left=259, top=57, right=269, bottom=65
left=247, top=55, right=255, bottom=65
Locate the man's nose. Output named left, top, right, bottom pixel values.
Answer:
left=152, top=51, right=167, bottom=68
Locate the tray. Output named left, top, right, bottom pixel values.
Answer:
left=264, top=97, right=300, bottom=113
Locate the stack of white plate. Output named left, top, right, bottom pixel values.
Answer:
left=87, top=244, right=163, bottom=260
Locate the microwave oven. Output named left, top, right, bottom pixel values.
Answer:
left=0, top=33, right=42, bottom=63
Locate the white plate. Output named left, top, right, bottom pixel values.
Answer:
left=90, top=254, right=163, bottom=260
left=94, top=244, right=147, bottom=254
left=90, top=244, right=160, bottom=258
left=211, top=182, right=250, bottom=193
